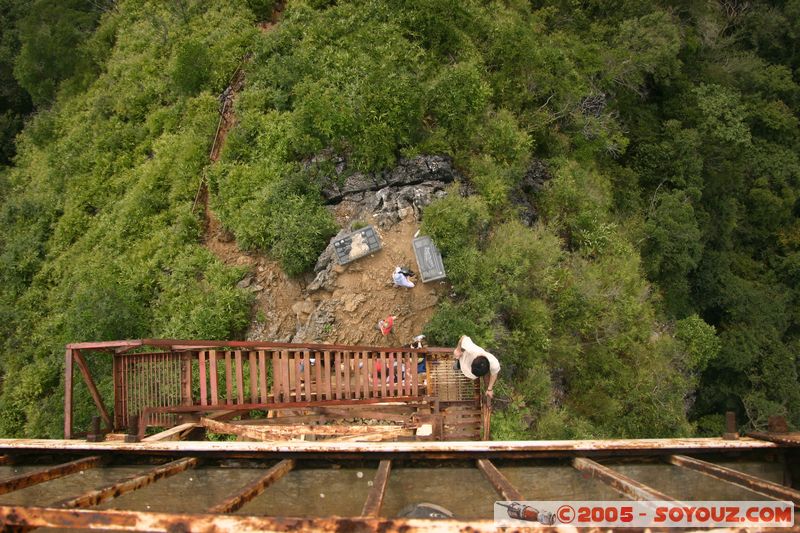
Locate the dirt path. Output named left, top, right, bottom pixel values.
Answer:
left=198, top=9, right=448, bottom=347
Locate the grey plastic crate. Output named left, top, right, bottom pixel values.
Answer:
left=413, top=236, right=446, bottom=283
left=333, top=225, right=382, bottom=265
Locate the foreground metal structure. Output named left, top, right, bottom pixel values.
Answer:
left=0, top=434, right=797, bottom=531
left=0, top=339, right=791, bottom=530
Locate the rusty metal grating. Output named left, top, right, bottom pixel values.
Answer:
left=426, top=357, right=478, bottom=401
left=116, top=353, right=184, bottom=428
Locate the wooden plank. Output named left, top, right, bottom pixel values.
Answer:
left=476, top=459, right=523, bottom=500
left=55, top=457, right=198, bottom=509
left=361, top=460, right=392, bottom=517
left=271, top=351, right=281, bottom=402
left=249, top=351, right=258, bottom=403
left=303, top=351, right=312, bottom=402
left=202, top=418, right=410, bottom=440
left=314, top=350, right=322, bottom=401
left=353, top=352, right=361, bottom=399
left=64, top=349, right=74, bottom=439
left=344, top=351, right=352, bottom=400
left=67, top=339, right=455, bottom=354
left=334, top=351, right=342, bottom=400
left=293, top=352, right=302, bottom=401
left=258, top=350, right=268, bottom=403
left=142, top=423, right=199, bottom=442
left=209, top=350, right=219, bottom=405
left=72, top=350, right=113, bottom=431
left=225, top=351, right=233, bottom=405
left=405, top=353, right=413, bottom=396
left=379, top=352, right=387, bottom=398
left=182, top=353, right=193, bottom=406
left=199, top=351, right=208, bottom=406
left=209, top=459, right=295, bottom=513
left=324, top=351, right=332, bottom=400
left=370, top=353, right=378, bottom=399
left=410, top=352, right=419, bottom=397
left=0, top=506, right=510, bottom=532
left=387, top=352, right=395, bottom=397
left=572, top=457, right=676, bottom=501
left=235, top=350, right=245, bottom=404
left=669, top=454, right=800, bottom=504
left=281, top=350, right=291, bottom=403
left=364, top=352, right=371, bottom=399
left=0, top=456, right=101, bottom=496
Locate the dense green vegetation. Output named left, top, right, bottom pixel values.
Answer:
left=0, top=0, right=798, bottom=438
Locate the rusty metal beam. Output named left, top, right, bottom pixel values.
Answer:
left=669, top=454, right=800, bottom=504
left=208, top=459, right=294, bottom=513
left=72, top=350, right=113, bottom=431
left=572, top=457, right=676, bottom=501
left=476, top=459, right=523, bottom=500
left=64, top=348, right=74, bottom=439
left=0, top=455, right=9, bottom=465
left=0, top=456, right=101, bottom=495
left=142, top=423, right=199, bottom=442
left=0, top=506, right=520, bottom=532
left=54, top=457, right=198, bottom=508
left=748, top=431, right=800, bottom=446
left=361, top=459, right=392, bottom=517
left=0, top=437, right=782, bottom=461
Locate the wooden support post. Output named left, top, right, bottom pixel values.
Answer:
left=361, top=460, right=392, bottom=517
left=208, top=459, right=295, bottom=513
left=55, top=457, right=198, bottom=509
left=0, top=456, right=101, bottom=496
left=668, top=455, right=800, bottom=505
left=72, top=350, right=113, bottom=431
left=572, top=457, right=676, bottom=501
left=476, top=459, right=523, bottom=500
left=64, top=349, right=74, bottom=439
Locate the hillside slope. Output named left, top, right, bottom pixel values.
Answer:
left=0, top=0, right=798, bottom=439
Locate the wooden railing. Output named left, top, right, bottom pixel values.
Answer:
left=65, top=340, right=478, bottom=439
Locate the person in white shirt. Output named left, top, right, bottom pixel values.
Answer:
left=453, top=335, right=500, bottom=398
left=393, top=266, right=415, bottom=288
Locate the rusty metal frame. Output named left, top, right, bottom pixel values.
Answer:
left=0, top=437, right=796, bottom=531
left=669, top=454, right=800, bottom=504
left=208, top=459, right=294, bottom=513
left=0, top=455, right=102, bottom=495
left=361, top=459, right=392, bottom=517
left=572, top=457, right=677, bottom=501
left=0, top=507, right=522, bottom=532
left=476, top=458, right=523, bottom=500
left=55, top=457, right=198, bottom=508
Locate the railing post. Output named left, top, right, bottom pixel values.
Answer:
left=723, top=411, right=739, bottom=440
left=64, top=348, right=74, bottom=439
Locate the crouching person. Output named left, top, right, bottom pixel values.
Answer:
left=453, top=335, right=500, bottom=399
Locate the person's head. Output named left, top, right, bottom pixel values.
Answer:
left=471, top=356, right=490, bottom=377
